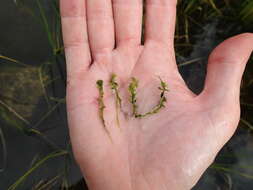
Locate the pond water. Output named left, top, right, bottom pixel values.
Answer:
left=0, top=0, right=84, bottom=189
left=0, top=0, right=253, bottom=190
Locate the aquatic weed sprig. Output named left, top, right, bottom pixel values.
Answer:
left=128, top=77, right=139, bottom=117
left=96, top=80, right=112, bottom=140
left=109, top=74, right=122, bottom=127
left=97, top=76, right=169, bottom=131
left=139, top=77, right=169, bottom=118
left=129, top=77, right=169, bottom=118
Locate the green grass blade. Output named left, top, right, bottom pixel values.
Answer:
left=36, top=0, right=55, bottom=50
left=211, top=164, right=253, bottom=180
left=33, top=101, right=63, bottom=129
left=0, top=127, right=7, bottom=172
left=184, top=0, right=199, bottom=13
left=240, top=118, right=253, bottom=131
left=8, top=150, right=68, bottom=190
left=0, top=55, right=29, bottom=67
left=0, top=100, right=30, bottom=126
left=178, top=57, right=204, bottom=67
left=34, top=175, right=61, bottom=190
left=240, top=1, right=253, bottom=21
left=38, top=64, right=51, bottom=108
left=208, top=0, right=222, bottom=15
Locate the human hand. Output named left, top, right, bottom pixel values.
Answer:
left=60, top=0, right=253, bottom=189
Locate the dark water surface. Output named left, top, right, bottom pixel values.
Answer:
left=0, top=0, right=83, bottom=189
left=0, top=0, right=253, bottom=190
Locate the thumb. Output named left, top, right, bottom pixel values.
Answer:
left=201, top=33, right=253, bottom=104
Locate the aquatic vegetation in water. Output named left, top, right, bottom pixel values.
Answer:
left=7, top=150, right=68, bottom=190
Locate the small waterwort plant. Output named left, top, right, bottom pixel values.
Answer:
left=109, top=74, right=122, bottom=127
left=128, top=77, right=139, bottom=117
left=96, top=76, right=169, bottom=138
left=140, top=77, right=169, bottom=117
left=96, top=80, right=105, bottom=126
left=129, top=77, right=169, bottom=118
left=96, top=80, right=112, bottom=140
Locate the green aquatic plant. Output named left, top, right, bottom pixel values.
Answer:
left=129, top=77, right=169, bottom=118
left=140, top=77, right=169, bottom=117
left=211, top=163, right=253, bottom=180
left=96, top=80, right=112, bottom=142
left=240, top=0, right=253, bottom=23
left=0, top=127, right=7, bottom=173
left=8, top=150, right=68, bottom=190
left=0, top=55, right=29, bottom=67
left=96, top=80, right=106, bottom=128
left=99, top=76, right=169, bottom=122
left=128, top=77, right=139, bottom=117
left=240, top=118, right=253, bottom=131
left=109, top=74, right=122, bottom=127
left=32, top=175, right=62, bottom=190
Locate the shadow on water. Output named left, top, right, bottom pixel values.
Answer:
left=0, top=0, right=253, bottom=189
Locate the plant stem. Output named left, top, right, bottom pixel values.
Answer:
left=8, top=151, right=68, bottom=190
left=97, top=80, right=106, bottom=126
left=128, top=77, right=139, bottom=117
left=0, top=127, right=7, bottom=172
left=96, top=80, right=112, bottom=141
left=129, top=77, right=169, bottom=118
left=109, top=74, right=122, bottom=128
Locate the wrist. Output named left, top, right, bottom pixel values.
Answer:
left=80, top=163, right=182, bottom=190
left=80, top=163, right=132, bottom=190
left=77, top=149, right=133, bottom=190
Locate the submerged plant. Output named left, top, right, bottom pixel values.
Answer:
left=0, top=127, right=7, bottom=173
left=139, top=77, right=169, bottom=117
left=109, top=74, right=122, bottom=127
left=129, top=77, right=169, bottom=118
left=96, top=80, right=106, bottom=127
left=7, top=150, right=68, bottom=190
left=128, top=77, right=139, bottom=117
left=96, top=80, right=112, bottom=141
left=98, top=76, right=169, bottom=126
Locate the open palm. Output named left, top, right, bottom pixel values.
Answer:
left=60, top=0, right=253, bottom=189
